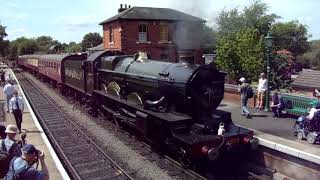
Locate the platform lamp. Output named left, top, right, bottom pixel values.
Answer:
left=264, top=31, right=273, bottom=112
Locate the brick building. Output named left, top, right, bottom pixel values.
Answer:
left=99, top=5, right=205, bottom=64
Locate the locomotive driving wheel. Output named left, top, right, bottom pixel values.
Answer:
left=105, top=81, right=121, bottom=99
left=127, top=92, right=143, bottom=106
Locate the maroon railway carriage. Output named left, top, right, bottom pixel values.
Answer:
left=17, top=54, right=40, bottom=73
left=18, top=54, right=87, bottom=88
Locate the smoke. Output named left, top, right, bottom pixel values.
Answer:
left=169, top=0, right=219, bottom=28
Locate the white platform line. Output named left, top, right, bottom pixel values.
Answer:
left=10, top=69, right=71, bottom=180
left=238, top=124, right=320, bottom=165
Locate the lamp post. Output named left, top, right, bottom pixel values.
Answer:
left=264, top=31, right=273, bottom=112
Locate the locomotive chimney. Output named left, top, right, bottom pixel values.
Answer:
left=178, top=49, right=195, bottom=64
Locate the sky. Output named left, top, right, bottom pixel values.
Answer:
left=0, top=0, right=319, bottom=43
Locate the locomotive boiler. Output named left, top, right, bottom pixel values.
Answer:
left=98, top=52, right=225, bottom=121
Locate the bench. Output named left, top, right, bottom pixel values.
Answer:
left=282, top=93, right=320, bottom=116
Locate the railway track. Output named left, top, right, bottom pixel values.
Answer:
left=15, top=72, right=134, bottom=180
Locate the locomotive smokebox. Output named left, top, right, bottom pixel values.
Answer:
left=178, top=49, right=195, bottom=64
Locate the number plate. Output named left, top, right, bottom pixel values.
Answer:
left=228, top=138, right=240, bottom=145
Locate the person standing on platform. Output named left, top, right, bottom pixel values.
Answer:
left=3, top=81, right=15, bottom=113
left=0, top=124, right=6, bottom=139
left=0, top=124, right=22, bottom=157
left=0, top=68, right=5, bottom=86
left=0, top=125, right=22, bottom=178
left=9, top=90, right=24, bottom=133
left=256, top=73, right=267, bottom=110
left=270, top=90, right=285, bottom=117
left=238, top=77, right=251, bottom=118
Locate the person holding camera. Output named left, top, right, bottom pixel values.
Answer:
left=5, top=144, right=49, bottom=180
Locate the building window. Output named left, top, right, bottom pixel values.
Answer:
left=160, top=25, right=169, bottom=41
left=109, top=26, right=113, bottom=43
left=138, top=24, right=148, bottom=42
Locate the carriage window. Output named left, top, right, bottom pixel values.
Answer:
left=138, top=24, right=148, bottom=42
left=54, top=63, right=57, bottom=69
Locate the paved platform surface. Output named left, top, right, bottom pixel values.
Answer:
left=219, top=99, right=320, bottom=164
left=0, top=67, right=68, bottom=180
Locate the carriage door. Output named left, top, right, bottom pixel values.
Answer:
left=85, top=62, right=94, bottom=94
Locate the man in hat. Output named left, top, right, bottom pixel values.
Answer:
left=3, top=81, right=15, bottom=113
left=256, top=73, right=267, bottom=110
left=0, top=124, right=21, bottom=157
left=5, top=144, right=49, bottom=180
left=238, top=77, right=251, bottom=118
left=9, top=90, right=24, bottom=133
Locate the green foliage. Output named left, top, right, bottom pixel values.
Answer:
left=81, top=32, right=102, bottom=50
left=296, top=40, right=320, bottom=69
left=0, top=23, right=9, bottom=57
left=270, top=53, right=293, bottom=89
left=216, top=1, right=278, bottom=37
left=215, top=27, right=264, bottom=81
left=272, top=21, right=310, bottom=55
left=65, top=41, right=81, bottom=53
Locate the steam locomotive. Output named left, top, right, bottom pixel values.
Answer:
left=17, top=51, right=258, bottom=166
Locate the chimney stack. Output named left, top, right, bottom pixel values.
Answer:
left=118, top=4, right=126, bottom=13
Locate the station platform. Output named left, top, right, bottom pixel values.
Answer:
left=0, top=66, right=69, bottom=180
left=218, top=99, right=320, bottom=165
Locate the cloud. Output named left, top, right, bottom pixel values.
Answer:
left=0, top=13, right=29, bottom=23
left=6, top=28, right=28, bottom=39
left=54, top=15, right=101, bottom=32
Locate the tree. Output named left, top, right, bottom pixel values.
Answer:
left=36, top=36, right=53, bottom=52
left=36, top=36, right=62, bottom=53
left=65, top=42, right=81, bottom=53
left=81, top=32, right=102, bottom=50
left=18, top=38, right=39, bottom=55
left=296, top=40, right=320, bottom=69
left=270, top=52, right=294, bottom=89
left=272, top=21, right=310, bottom=55
left=215, top=27, right=264, bottom=82
left=0, top=23, right=9, bottom=57
left=216, top=1, right=278, bottom=37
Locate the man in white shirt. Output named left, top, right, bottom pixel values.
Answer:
left=9, top=90, right=24, bottom=133
left=256, top=73, right=267, bottom=110
left=3, top=81, right=15, bottom=112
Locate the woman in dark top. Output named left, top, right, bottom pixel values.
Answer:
left=270, top=90, right=284, bottom=117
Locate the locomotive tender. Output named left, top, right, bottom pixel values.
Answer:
left=17, top=51, right=258, bottom=165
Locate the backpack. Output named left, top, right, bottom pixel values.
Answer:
left=246, top=86, right=254, bottom=99
left=5, top=157, right=31, bottom=180
left=0, top=140, right=17, bottom=178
